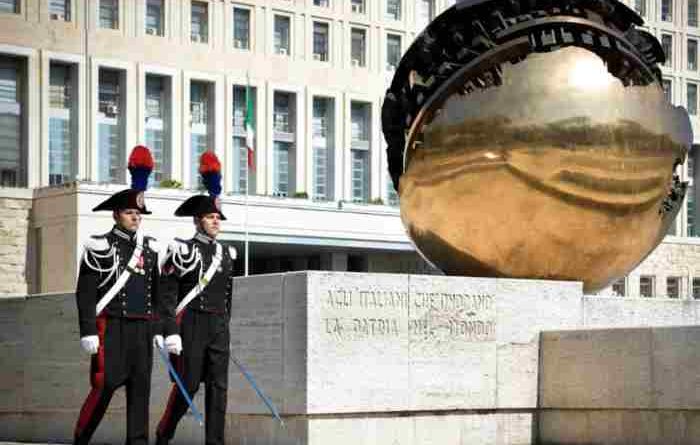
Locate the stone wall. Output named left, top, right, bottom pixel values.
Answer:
left=0, top=194, right=32, bottom=296
left=539, top=327, right=700, bottom=445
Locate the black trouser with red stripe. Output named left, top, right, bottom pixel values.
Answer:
left=157, top=310, right=229, bottom=445
left=73, top=316, right=154, bottom=445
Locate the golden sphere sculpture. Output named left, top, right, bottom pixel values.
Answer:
left=382, top=0, right=692, bottom=293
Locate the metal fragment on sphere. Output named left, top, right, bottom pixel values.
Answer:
left=382, top=0, right=692, bottom=293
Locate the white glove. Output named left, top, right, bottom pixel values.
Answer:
left=153, top=334, right=164, bottom=349
left=165, top=334, right=182, bottom=355
left=80, top=335, right=99, bottom=355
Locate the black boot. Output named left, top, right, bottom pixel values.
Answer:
left=155, top=434, right=169, bottom=445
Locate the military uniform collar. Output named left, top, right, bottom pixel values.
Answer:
left=112, top=226, right=137, bottom=243
left=194, top=231, right=216, bottom=245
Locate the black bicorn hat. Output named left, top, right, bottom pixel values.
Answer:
left=174, top=151, right=227, bottom=220
left=92, top=146, right=154, bottom=214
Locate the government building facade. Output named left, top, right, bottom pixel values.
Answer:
left=0, top=0, right=697, bottom=299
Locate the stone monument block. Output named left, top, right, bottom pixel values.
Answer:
left=228, top=271, right=583, bottom=444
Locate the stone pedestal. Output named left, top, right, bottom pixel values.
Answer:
left=227, top=272, right=583, bottom=444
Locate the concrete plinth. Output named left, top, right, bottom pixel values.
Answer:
left=539, top=326, right=700, bottom=445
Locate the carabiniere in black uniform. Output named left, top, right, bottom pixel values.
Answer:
left=74, top=225, right=164, bottom=444
left=156, top=230, right=235, bottom=445
left=73, top=145, right=167, bottom=445
left=156, top=151, right=235, bottom=445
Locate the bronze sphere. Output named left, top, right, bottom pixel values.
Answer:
left=382, top=0, right=692, bottom=293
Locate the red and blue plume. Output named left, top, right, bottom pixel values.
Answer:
left=199, top=151, right=222, bottom=197
left=128, top=145, right=154, bottom=191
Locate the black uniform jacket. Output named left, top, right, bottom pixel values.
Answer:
left=75, top=226, right=162, bottom=337
left=159, top=232, right=236, bottom=336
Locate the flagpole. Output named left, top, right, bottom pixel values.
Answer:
left=244, top=72, right=250, bottom=277
left=244, top=152, right=249, bottom=277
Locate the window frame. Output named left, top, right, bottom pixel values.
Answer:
left=273, top=14, right=292, bottom=57
left=0, top=0, right=20, bottom=15
left=190, top=0, right=210, bottom=44
left=689, top=39, right=698, bottom=71
left=386, top=33, right=402, bottom=71
left=98, top=0, right=119, bottom=30
left=666, top=276, right=681, bottom=299
left=145, top=0, right=164, bottom=37
left=639, top=275, right=655, bottom=298
left=350, top=27, right=368, bottom=68
left=49, top=0, right=71, bottom=21
left=688, top=82, right=697, bottom=115
left=232, top=5, right=252, bottom=51
left=690, top=0, right=699, bottom=27
left=312, top=20, right=331, bottom=62
left=661, top=34, right=673, bottom=68
left=385, top=0, right=402, bottom=21
left=661, top=0, right=672, bottom=22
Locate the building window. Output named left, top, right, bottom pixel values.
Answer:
left=693, top=277, right=700, bottom=299
left=145, top=0, right=163, bottom=36
left=312, top=97, right=334, bottom=200
left=145, top=75, right=171, bottom=185
left=273, top=141, right=290, bottom=196
left=351, top=101, right=370, bottom=203
left=49, top=0, right=70, bottom=21
left=273, top=92, right=295, bottom=196
left=99, top=0, right=119, bottom=29
left=386, top=34, right=402, bottom=71
left=191, top=1, right=208, bottom=43
left=351, top=150, right=369, bottom=203
left=190, top=80, right=213, bottom=188
left=351, top=0, right=365, bottom=14
left=666, top=277, right=680, bottom=298
left=611, top=277, right=626, bottom=296
left=691, top=0, right=699, bottom=27
left=314, top=0, right=329, bottom=7
left=233, top=7, right=250, bottom=50
left=274, top=15, right=291, bottom=56
left=0, top=0, right=18, bottom=14
left=417, top=0, right=435, bottom=30
left=0, top=56, right=26, bottom=187
left=386, top=0, right=401, bottom=21
left=49, top=63, right=76, bottom=185
left=351, top=102, right=370, bottom=143
left=689, top=40, right=698, bottom=71
left=640, top=275, right=654, bottom=298
left=663, top=78, right=672, bottom=103
left=351, top=28, right=367, bottom=67
left=274, top=93, right=291, bottom=133
left=232, top=85, right=256, bottom=194
left=688, top=83, right=697, bottom=115
left=313, top=22, right=329, bottom=62
left=661, top=0, right=672, bottom=21
left=98, top=68, right=124, bottom=183
left=662, top=34, right=672, bottom=67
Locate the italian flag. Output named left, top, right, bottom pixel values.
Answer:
left=244, top=83, right=255, bottom=170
